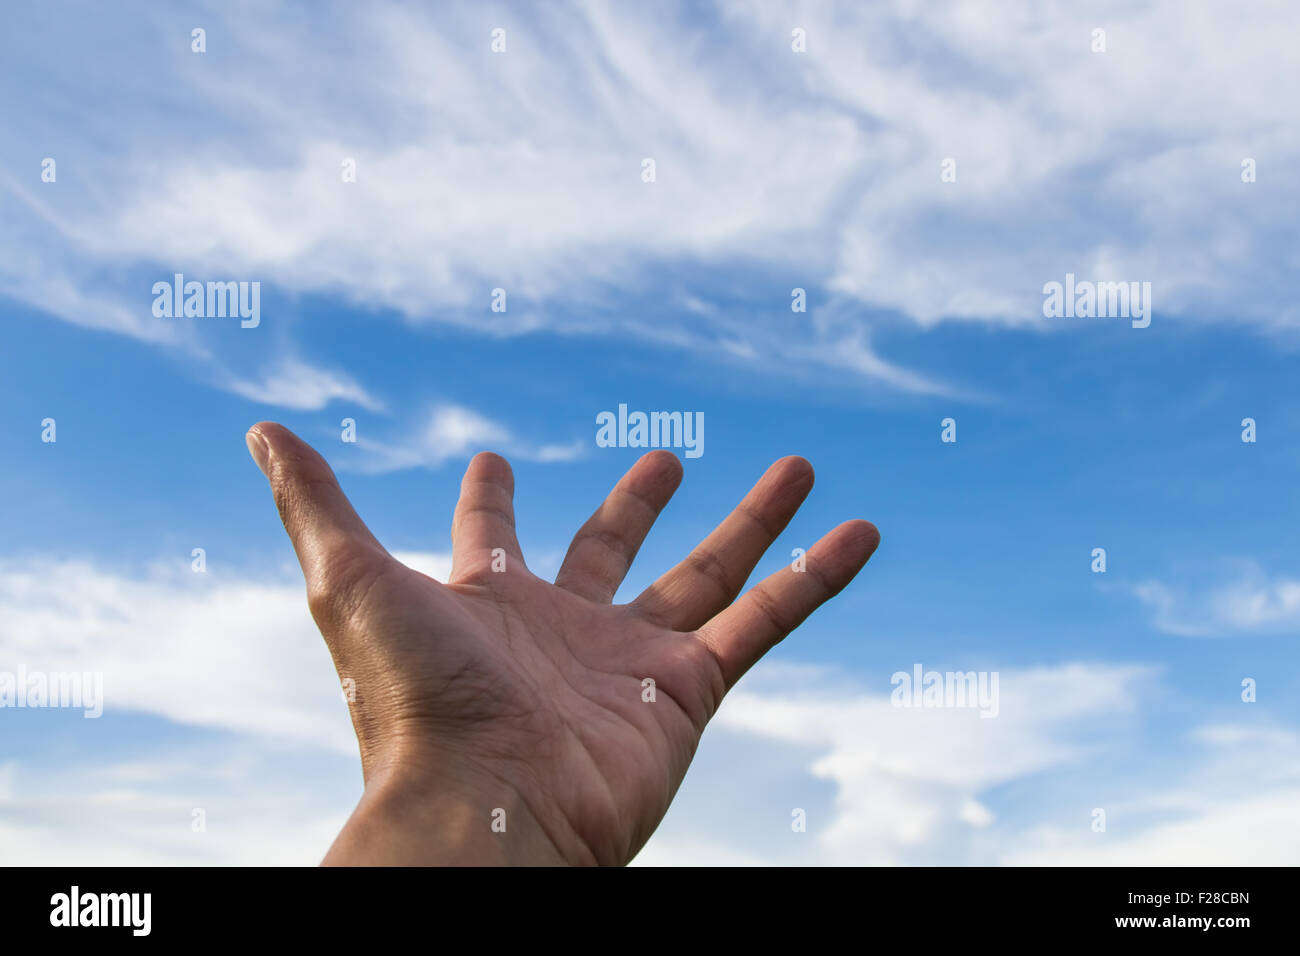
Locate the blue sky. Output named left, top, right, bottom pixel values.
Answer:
left=2, top=0, right=1299, bottom=864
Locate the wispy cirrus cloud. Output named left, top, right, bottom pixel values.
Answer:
left=349, top=404, right=584, bottom=474
left=222, top=356, right=386, bottom=412
left=1134, top=564, right=1300, bottom=636
left=4, top=0, right=1296, bottom=406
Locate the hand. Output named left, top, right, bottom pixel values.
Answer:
left=245, top=422, right=879, bottom=865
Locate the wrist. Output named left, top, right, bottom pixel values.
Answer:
left=322, top=755, right=571, bottom=866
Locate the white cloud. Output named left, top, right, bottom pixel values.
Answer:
left=645, top=663, right=1300, bottom=865
left=0, top=551, right=445, bottom=865
left=0, top=556, right=429, bottom=754
left=223, top=356, right=385, bottom=411
left=0, top=550, right=448, bottom=758
left=0, top=170, right=195, bottom=348
left=4, top=0, right=1294, bottom=401
left=351, top=404, right=584, bottom=473
left=0, top=750, right=352, bottom=865
left=391, top=550, right=453, bottom=582
left=4, top=554, right=1298, bottom=865
left=1000, top=791, right=1300, bottom=866
left=687, top=661, right=1154, bottom=864
left=1134, top=564, right=1300, bottom=636
left=1001, top=723, right=1300, bottom=865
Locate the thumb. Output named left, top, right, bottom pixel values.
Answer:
left=245, top=421, right=390, bottom=619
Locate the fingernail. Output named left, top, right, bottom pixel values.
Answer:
left=245, top=428, right=270, bottom=476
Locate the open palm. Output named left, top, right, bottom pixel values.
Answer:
left=246, top=422, right=879, bottom=865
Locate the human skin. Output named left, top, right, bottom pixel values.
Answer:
left=245, top=422, right=880, bottom=865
